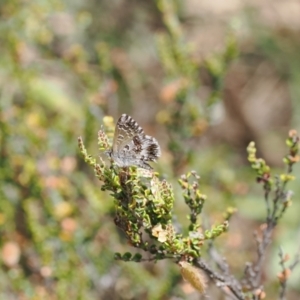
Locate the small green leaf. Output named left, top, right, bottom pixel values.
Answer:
left=132, top=253, right=142, bottom=262
left=122, top=252, right=132, bottom=261
left=114, top=253, right=122, bottom=260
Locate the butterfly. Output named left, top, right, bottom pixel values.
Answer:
left=106, top=114, right=161, bottom=170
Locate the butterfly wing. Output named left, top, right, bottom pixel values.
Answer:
left=132, top=135, right=161, bottom=161
left=131, top=134, right=161, bottom=170
left=112, top=114, right=144, bottom=153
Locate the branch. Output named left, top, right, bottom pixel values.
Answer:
left=243, top=132, right=299, bottom=293
left=194, top=258, right=245, bottom=300
left=278, top=246, right=300, bottom=300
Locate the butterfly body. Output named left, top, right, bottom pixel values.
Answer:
left=107, top=114, right=161, bottom=170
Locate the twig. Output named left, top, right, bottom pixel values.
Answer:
left=278, top=246, right=300, bottom=300
left=243, top=163, right=294, bottom=291
left=208, top=242, right=230, bottom=275
left=194, top=259, right=245, bottom=300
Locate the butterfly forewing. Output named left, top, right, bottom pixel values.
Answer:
left=112, top=114, right=144, bottom=153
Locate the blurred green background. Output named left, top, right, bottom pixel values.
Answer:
left=1, top=0, right=300, bottom=299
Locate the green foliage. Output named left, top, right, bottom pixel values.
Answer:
left=1, top=0, right=299, bottom=299
left=155, top=0, right=238, bottom=173
left=79, top=126, right=229, bottom=263
left=247, top=130, right=300, bottom=223
left=1, top=1, right=186, bottom=299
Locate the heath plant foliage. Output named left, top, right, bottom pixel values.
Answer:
left=79, top=117, right=300, bottom=299
left=155, top=0, right=238, bottom=174
left=1, top=0, right=300, bottom=299
left=78, top=116, right=229, bottom=266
